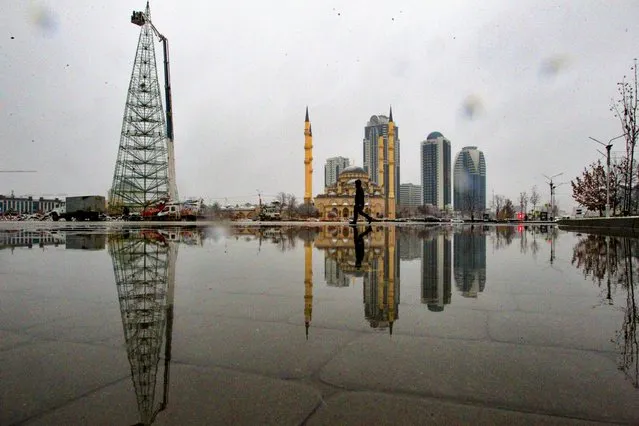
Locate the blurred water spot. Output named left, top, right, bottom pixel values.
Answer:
left=29, top=2, right=59, bottom=36
left=539, top=54, right=572, bottom=78
left=461, top=94, right=484, bottom=120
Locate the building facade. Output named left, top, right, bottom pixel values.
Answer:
left=399, top=183, right=422, bottom=209
left=421, top=132, right=451, bottom=209
left=0, top=194, right=64, bottom=215
left=314, top=165, right=385, bottom=220
left=362, top=114, right=400, bottom=205
left=453, top=146, right=486, bottom=215
left=324, top=156, right=351, bottom=187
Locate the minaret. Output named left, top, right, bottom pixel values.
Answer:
left=387, top=107, right=396, bottom=219
left=377, top=135, right=385, bottom=215
left=304, top=107, right=313, bottom=205
left=304, top=239, right=313, bottom=339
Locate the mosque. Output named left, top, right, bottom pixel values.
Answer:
left=303, top=107, right=398, bottom=220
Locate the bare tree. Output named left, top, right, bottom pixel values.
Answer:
left=530, top=185, right=540, bottom=216
left=276, top=192, right=287, bottom=215
left=611, top=59, right=639, bottom=215
left=461, top=191, right=480, bottom=220
left=494, top=195, right=505, bottom=219
left=519, top=192, right=529, bottom=217
left=286, top=193, right=297, bottom=218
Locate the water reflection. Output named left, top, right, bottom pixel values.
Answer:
left=108, top=228, right=200, bottom=425
left=421, top=228, right=452, bottom=311
left=572, top=234, right=639, bottom=388
left=454, top=227, right=486, bottom=298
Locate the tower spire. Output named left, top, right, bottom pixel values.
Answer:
left=389, top=105, right=393, bottom=122
left=304, top=107, right=313, bottom=205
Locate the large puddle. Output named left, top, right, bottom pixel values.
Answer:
left=1, top=224, right=638, bottom=424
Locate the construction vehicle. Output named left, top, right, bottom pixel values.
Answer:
left=141, top=198, right=204, bottom=221
left=256, top=202, right=281, bottom=221
left=47, top=196, right=106, bottom=221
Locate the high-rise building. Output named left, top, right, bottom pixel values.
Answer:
left=421, top=132, right=451, bottom=209
left=399, top=183, right=422, bottom=209
left=453, top=146, right=486, bottom=215
left=324, top=157, right=350, bottom=187
left=363, top=113, right=400, bottom=206
left=421, top=231, right=452, bottom=312
left=453, top=229, right=486, bottom=298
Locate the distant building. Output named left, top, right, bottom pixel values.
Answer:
left=0, top=194, right=64, bottom=215
left=453, top=146, right=486, bottom=215
left=324, top=157, right=351, bottom=187
left=399, top=183, right=422, bottom=209
left=421, top=132, right=451, bottom=209
left=362, top=113, right=400, bottom=206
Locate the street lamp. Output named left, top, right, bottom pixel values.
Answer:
left=543, top=172, right=563, bottom=221
left=589, top=134, right=625, bottom=218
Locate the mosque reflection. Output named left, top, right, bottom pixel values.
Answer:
left=571, top=234, right=639, bottom=388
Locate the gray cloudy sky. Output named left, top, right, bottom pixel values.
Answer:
left=1, top=1, right=638, bottom=210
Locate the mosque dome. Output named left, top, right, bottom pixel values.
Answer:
left=339, top=165, right=366, bottom=175
left=427, top=131, right=443, bottom=139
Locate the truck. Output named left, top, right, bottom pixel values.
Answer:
left=255, top=203, right=281, bottom=221
left=48, top=196, right=106, bottom=221
left=142, top=198, right=204, bottom=221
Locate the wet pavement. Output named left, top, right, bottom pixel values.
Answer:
left=1, top=223, right=638, bottom=425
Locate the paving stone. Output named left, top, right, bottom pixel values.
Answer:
left=319, top=334, right=639, bottom=424
left=26, top=363, right=322, bottom=426
left=0, top=341, right=129, bottom=425
left=307, top=391, right=611, bottom=426
left=171, top=315, right=359, bottom=379
left=0, top=329, right=32, bottom=350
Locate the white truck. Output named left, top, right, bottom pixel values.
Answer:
left=48, top=196, right=106, bottom=221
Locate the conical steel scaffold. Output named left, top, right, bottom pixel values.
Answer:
left=110, top=2, right=178, bottom=212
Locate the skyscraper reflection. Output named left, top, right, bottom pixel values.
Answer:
left=421, top=229, right=451, bottom=311
left=453, top=228, right=486, bottom=298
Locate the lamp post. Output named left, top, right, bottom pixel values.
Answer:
left=589, top=134, right=625, bottom=218
left=543, top=172, right=563, bottom=221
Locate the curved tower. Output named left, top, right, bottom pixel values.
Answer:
left=453, top=146, right=486, bottom=215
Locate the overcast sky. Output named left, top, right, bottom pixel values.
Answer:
left=2, top=0, right=638, bottom=210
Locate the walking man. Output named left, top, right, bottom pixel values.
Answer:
left=350, top=179, right=373, bottom=225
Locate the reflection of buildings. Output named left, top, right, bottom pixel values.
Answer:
left=108, top=229, right=183, bottom=425
left=0, top=229, right=66, bottom=249
left=363, top=227, right=400, bottom=333
left=453, top=229, right=486, bottom=297
left=314, top=226, right=400, bottom=333
left=324, top=257, right=350, bottom=287
left=421, top=231, right=452, bottom=311
left=399, top=229, right=422, bottom=261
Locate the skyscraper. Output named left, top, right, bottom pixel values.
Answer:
left=420, top=132, right=451, bottom=209
left=399, top=183, right=422, bottom=209
left=324, top=157, right=350, bottom=188
left=453, top=146, right=486, bottom=215
left=363, top=113, right=400, bottom=206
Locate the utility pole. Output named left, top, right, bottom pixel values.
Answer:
left=589, top=134, right=625, bottom=218
left=543, top=172, right=563, bottom=221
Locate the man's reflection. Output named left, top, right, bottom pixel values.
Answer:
left=354, top=225, right=373, bottom=269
